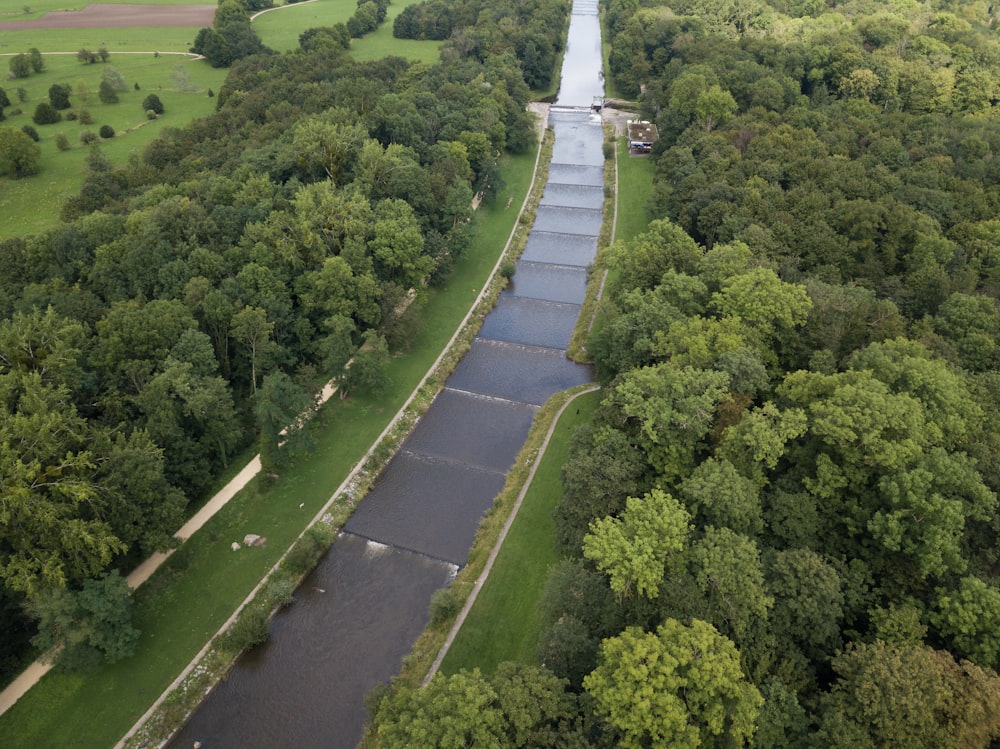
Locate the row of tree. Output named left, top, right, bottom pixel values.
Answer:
left=369, top=0, right=1000, bottom=746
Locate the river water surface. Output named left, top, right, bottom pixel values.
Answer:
left=168, top=2, right=604, bottom=745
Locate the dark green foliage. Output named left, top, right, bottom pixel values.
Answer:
left=32, top=101, right=60, bottom=125
left=141, top=93, right=163, bottom=115
left=98, top=80, right=118, bottom=104
left=19, top=124, right=38, bottom=142
left=99, top=125, right=114, bottom=139
left=28, top=572, right=139, bottom=671
left=8, top=54, right=30, bottom=79
left=27, top=48, right=43, bottom=73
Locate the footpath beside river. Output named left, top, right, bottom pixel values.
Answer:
left=167, top=2, right=606, bottom=746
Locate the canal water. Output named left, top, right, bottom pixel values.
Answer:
left=168, top=1, right=604, bottom=746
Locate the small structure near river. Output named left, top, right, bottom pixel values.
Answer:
left=627, top=120, right=658, bottom=153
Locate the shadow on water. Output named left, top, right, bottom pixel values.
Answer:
left=168, top=1, right=605, bottom=746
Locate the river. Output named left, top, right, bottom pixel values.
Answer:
left=168, top=2, right=604, bottom=746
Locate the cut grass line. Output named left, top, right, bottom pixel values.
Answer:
left=426, top=386, right=600, bottom=681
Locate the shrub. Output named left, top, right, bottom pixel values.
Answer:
left=208, top=88, right=215, bottom=97
left=20, top=124, right=38, bottom=141
left=99, top=124, right=114, bottom=139
left=428, top=587, right=460, bottom=626
left=80, top=130, right=97, bottom=145
left=145, top=109, right=157, bottom=120
left=141, top=93, right=164, bottom=114
left=64, top=111, right=77, bottom=121
left=48, top=83, right=72, bottom=110
left=54, top=132, right=70, bottom=151
left=98, top=80, right=118, bottom=104
left=221, top=605, right=270, bottom=653
left=32, top=102, right=61, bottom=125
left=9, top=54, right=30, bottom=79
left=500, top=259, right=517, bottom=279
left=77, top=108, right=93, bottom=125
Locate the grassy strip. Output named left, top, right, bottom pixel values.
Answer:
left=439, top=388, right=601, bottom=674
left=358, top=383, right=593, bottom=715
left=0, top=143, right=541, bottom=749
left=565, top=127, right=617, bottom=361
left=0, top=55, right=226, bottom=239
left=613, top=135, right=655, bottom=243
left=565, top=126, right=654, bottom=360
left=0, top=27, right=205, bottom=53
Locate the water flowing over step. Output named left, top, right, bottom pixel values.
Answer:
left=167, top=2, right=605, bottom=746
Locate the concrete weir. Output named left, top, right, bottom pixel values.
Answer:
left=167, top=2, right=605, bottom=747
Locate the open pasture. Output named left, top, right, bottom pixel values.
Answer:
left=0, top=53, right=226, bottom=238
left=253, top=0, right=443, bottom=62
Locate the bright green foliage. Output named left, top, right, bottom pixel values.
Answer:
left=717, top=400, right=807, bottom=480
left=0, top=126, right=40, bottom=179
left=584, top=619, right=763, bottom=749
left=711, top=268, right=812, bottom=343
left=28, top=571, right=139, bottom=671
left=583, top=488, right=690, bottom=599
left=370, top=198, right=432, bottom=289
left=608, top=218, right=702, bottom=293
left=375, top=669, right=507, bottom=748
left=607, top=363, right=731, bottom=481
left=931, top=576, right=1000, bottom=669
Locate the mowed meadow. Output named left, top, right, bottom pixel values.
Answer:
left=1, top=0, right=441, bottom=238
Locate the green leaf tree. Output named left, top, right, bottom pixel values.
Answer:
left=0, top=126, right=41, bottom=179
left=584, top=619, right=763, bottom=749
left=583, top=488, right=690, bottom=599
left=28, top=570, right=139, bottom=671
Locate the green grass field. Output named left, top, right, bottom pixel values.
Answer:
left=253, top=0, right=444, bottom=62
left=0, top=149, right=539, bottom=749
left=0, top=54, right=226, bottom=238
left=614, top=136, right=655, bottom=243
left=440, top=390, right=600, bottom=674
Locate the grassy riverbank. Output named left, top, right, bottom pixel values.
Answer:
left=0, top=147, right=539, bottom=749
left=439, top=389, right=601, bottom=673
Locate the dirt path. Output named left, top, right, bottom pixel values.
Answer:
left=0, top=4, right=215, bottom=31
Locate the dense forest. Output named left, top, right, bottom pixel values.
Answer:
left=0, top=0, right=569, bottom=678
left=370, top=0, right=1000, bottom=746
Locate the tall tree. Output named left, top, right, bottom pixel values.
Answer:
left=584, top=619, right=763, bottom=749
